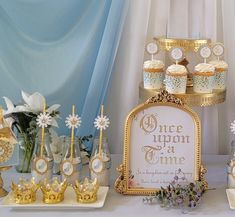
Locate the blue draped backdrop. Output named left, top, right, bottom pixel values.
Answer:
left=0, top=0, right=128, bottom=154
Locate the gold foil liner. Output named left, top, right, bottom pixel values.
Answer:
left=73, top=178, right=99, bottom=203
left=40, top=178, right=67, bottom=204
left=193, top=71, right=215, bottom=76
left=166, top=71, right=187, bottom=77
left=143, top=68, right=164, bottom=73
left=11, top=178, right=40, bottom=204
left=215, top=68, right=227, bottom=73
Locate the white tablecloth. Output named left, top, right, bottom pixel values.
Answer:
left=0, top=154, right=232, bottom=217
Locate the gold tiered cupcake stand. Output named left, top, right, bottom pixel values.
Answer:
left=139, top=83, right=226, bottom=106
left=140, top=37, right=226, bottom=106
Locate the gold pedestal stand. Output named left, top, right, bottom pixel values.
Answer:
left=139, top=82, right=226, bottom=106
left=154, top=37, right=211, bottom=52
left=0, top=166, right=11, bottom=197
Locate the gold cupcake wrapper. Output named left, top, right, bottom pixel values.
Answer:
left=143, top=68, right=164, bottom=73
left=193, top=71, right=215, bottom=76
left=11, top=177, right=101, bottom=204
left=11, top=178, right=40, bottom=204
left=166, top=72, right=187, bottom=77
left=215, top=68, right=227, bottom=73
left=40, top=179, right=67, bottom=204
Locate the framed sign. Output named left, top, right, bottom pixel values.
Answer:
left=115, top=91, right=205, bottom=195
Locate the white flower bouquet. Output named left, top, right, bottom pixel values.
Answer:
left=3, top=91, right=60, bottom=173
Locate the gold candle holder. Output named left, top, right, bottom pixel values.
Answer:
left=73, top=178, right=99, bottom=203
left=11, top=178, right=39, bottom=204
left=40, top=177, right=67, bottom=204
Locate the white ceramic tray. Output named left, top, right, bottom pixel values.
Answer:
left=0, top=186, right=109, bottom=209
left=226, top=189, right=235, bottom=209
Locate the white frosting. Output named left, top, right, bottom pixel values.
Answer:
left=195, top=63, right=215, bottom=72
left=143, top=60, right=164, bottom=69
left=166, top=64, right=187, bottom=75
left=209, top=60, right=228, bottom=69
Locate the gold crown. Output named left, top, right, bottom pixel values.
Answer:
left=11, top=178, right=39, bottom=204
left=73, top=178, right=99, bottom=203
left=40, top=178, right=67, bottom=204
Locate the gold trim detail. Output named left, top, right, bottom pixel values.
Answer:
left=32, top=157, right=49, bottom=175
left=73, top=178, right=99, bottom=203
left=40, top=178, right=67, bottom=204
left=114, top=164, right=126, bottom=194
left=115, top=91, right=203, bottom=195
left=193, top=71, right=215, bottom=76
left=154, top=37, right=211, bottom=52
left=143, top=68, right=164, bottom=73
left=89, top=155, right=105, bottom=174
left=11, top=178, right=40, bottom=204
left=60, top=159, right=76, bottom=177
left=139, top=82, right=226, bottom=107
left=0, top=139, right=13, bottom=163
left=199, top=165, right=208, bottom=189
left=146, top=89, right=184, bottom=105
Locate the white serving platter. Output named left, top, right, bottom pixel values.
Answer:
left=226, top=188, right=235, bottom=209
left=0, top=186, right=109, bottom=210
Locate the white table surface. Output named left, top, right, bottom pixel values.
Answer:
left=0, top=154, right=233, bottom=217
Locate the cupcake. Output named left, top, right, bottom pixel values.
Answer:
left=209, top=60, right=228, bottom=90
left=165, top=64, right=187, bottom=94
left=193, top=63, right=215, bottom=93
left=143, top=60, right=165, bottom=89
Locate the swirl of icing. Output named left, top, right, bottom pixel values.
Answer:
left=166, top=64, right=187, bottom=75
left=209, top=60, right=228, bottom=69
left=195, top=63, right=215, bottom=72
left=143, top=60, right=164, bottom=69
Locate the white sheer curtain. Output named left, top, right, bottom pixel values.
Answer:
left=107, top=0, right=235, bottom=155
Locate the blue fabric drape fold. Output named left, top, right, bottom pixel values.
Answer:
left=0, top=0, right=129, bottom=151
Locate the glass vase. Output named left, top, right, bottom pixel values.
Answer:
left=31, top=129, right=54, bottom=183
left=15, top=133, right=35, bottom=173
left=90, top=137, right=111, bottom=186
left=61, top=137, right=82, bottom=185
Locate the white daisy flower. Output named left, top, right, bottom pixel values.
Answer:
left=65, top=114, right=82, bottom=129
left=94, top=115, right=110, bottom=130
left=36, top=112, right=52, bottom=128
left=231, top=120, right=235, bottom=134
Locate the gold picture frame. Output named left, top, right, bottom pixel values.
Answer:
left=115, top=90, right=207, bottom=195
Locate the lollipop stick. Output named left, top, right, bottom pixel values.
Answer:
left=70, top=105, right=75, bottom=159
left=40, top=102, right=46, bottom=157
left=204, top=58, right=207, bottom=63
left=98, top=105, right=104, bottom=156
left=151, top=54, right=154, bottom=61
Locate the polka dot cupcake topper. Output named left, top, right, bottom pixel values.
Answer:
left=199, top=45, right=212, bottom=63
left=169, top=47, right=184, bottom=64
left=145, top=41, right=159, bottom=60
left=212, top=42, right=224, bottom=60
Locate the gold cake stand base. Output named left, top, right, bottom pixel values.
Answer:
left=139, top=82, right=226, bottom=107
left=154, top=37, right=211, bottom=52
left=0, top=166, right=12, bottom=197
